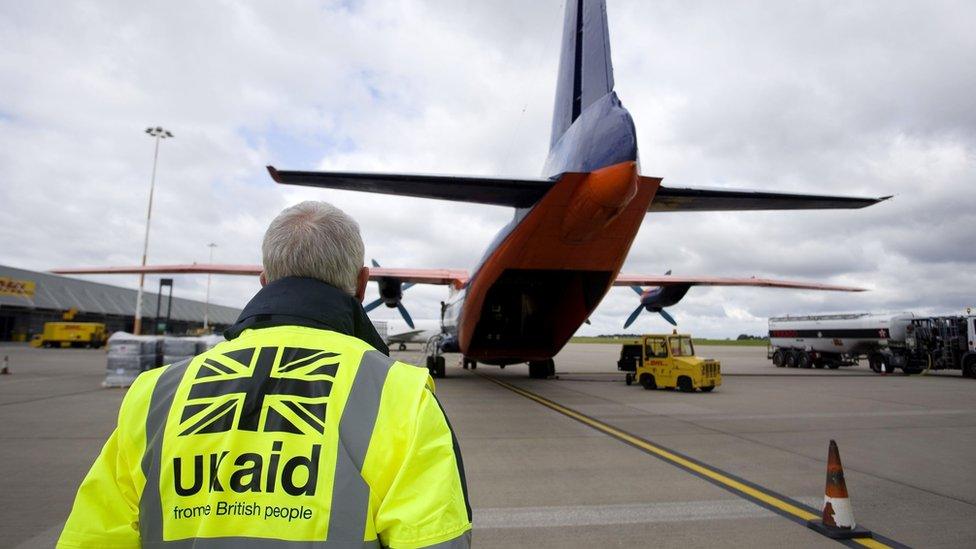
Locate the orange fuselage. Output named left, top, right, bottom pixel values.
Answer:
left=451, top=161, right=660, bottom=363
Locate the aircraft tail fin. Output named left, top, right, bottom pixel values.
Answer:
left=550, top=0, right=615, bottom=149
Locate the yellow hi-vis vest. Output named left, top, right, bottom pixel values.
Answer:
left=58, top=326, right=472, bottom=548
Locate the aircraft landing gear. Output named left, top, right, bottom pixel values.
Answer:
left=528, top=359, right=555, bottom=379
left=398, top=342, right=407, bottom=351
left=423, top=333, right=448, bottom=379
left=462, top=357, right=477, bottom=370
left=426, top=355, right=446, bottom=378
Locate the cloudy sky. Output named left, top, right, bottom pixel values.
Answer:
left=1, top=0, right=973, bottom=338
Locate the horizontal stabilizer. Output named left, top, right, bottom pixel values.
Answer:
left=268, top=167, right=553, bottom=208
left=614, top=274, right=865, bottom=292
left=648, top=181, right=890, bottom=212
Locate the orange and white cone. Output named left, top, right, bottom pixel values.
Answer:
left=806, top=440, right=872, bottom=539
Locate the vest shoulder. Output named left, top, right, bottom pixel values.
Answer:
left=214, top=325, right=381, bottom=355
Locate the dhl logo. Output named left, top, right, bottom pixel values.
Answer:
left=0, top=277, right=36, bottom=298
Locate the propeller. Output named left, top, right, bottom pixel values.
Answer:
left=623, top=270, right=678, bottom=328
left=364, top=259, right=416, bottom=328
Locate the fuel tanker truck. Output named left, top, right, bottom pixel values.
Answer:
left=767, top=312, right=976, bottom=377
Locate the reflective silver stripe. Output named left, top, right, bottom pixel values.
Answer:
left=140, top=359, right=193, bottom=544
left=141, top=539, right=380, bottom=548
left=420, top=530, right=472, bottom=549
left=328, top=350, right=395, bottom=543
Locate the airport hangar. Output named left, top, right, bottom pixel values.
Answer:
left=0, top=264, right=241, bottom=340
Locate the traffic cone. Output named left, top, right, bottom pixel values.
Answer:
left=807, top=440, right=872, bottom=539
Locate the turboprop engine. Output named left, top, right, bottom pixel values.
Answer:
left=623, top=271, right=691, bottom=328
left=364, top=259, right=416, bottom=328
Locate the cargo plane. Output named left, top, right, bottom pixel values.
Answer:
left=55, top=0, right=886, bottom=378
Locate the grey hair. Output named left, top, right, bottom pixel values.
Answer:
left=262, top=201, right=365, bottom=295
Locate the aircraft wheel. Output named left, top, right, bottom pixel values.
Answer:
left=434, top=356, right=446, bottom=378
left=398, top=343, right=407, bottom=352
left=528, top=359, right=554, bottom=379
left=639, top=373, right=656, bottom=390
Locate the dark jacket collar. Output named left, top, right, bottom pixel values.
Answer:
left=224, top=277, right=389, bottom=355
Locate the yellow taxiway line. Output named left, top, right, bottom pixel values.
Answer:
left=478, top=373, right=902, bottom=549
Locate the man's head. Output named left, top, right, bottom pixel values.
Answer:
left=261, top=201, right=369, bottom=300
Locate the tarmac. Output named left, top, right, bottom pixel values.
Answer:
left=2, top=342, right=974, bottom=548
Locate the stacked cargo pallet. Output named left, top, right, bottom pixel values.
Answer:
left=104, top=333, right=227, bottom=387
left=103, top=333, right=162, bottom=388
left=162, top=336, right=200, bottom=366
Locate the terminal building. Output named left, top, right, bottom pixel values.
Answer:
left=0, top=264, right=241, bottom=341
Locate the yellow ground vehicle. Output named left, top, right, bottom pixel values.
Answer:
left=619, top=334, right=721, bottom=392
left=29, top=322, right=107, bottom=349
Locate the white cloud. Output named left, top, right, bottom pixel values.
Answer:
left=0, top=0, right=973, bottom=340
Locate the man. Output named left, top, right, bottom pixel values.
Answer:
left=59, top=201, right=472, bottom=548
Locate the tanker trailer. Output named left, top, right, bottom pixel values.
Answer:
left=768, top=313, right=915, bottom=371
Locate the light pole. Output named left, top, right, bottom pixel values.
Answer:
left=133, top=126, right=173, bottom=335
left=203, top=242, right=217, bottom=332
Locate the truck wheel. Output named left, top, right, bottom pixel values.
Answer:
left=785, top=351, right=798, bottom=368
left=798, top=353, right=813, bottom=369
left=639, top=374, right=656, bottom=390
left=902, top=366, right=923, bottom=375
left=868, top=354, right=881, bottom=373
left=625, top=373, right=633, bottom=386
left=678, top=377, right=694, bottom=393
left=772, top=350, right=785, bottom=367
left=962, top=357, right=976, bottom=379
left=827, top=363, right=840, bottom=370
left=700, top=385, right=715, bottom=392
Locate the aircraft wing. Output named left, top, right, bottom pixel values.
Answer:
left=613, top=274, right=866, bottom=292
left=52, top=264, right=262, bottom=276
left=51, top=264, right=469, bottom=286
left=386, top=329, right=426, bottom=343
left=368, top=268, right=468, bottom=286
left=268, top=166, right=553, bottom=208
left=647, top=180, right=891, bottom=212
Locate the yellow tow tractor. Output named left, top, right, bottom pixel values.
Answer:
left=29, top=322, right=107, bottom=349
left=618, top=333, right=721, bottom=392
